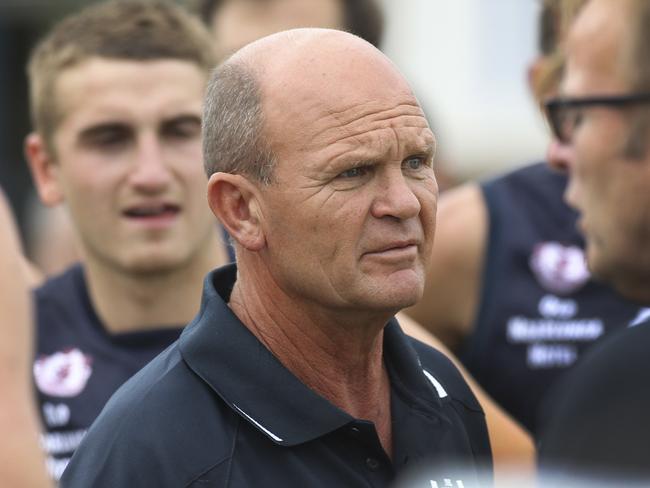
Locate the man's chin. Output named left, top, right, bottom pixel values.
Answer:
left=585, top=239, right=603, bottom=274
left=367, top=279, right=424, bottom=312
left=118, top=252, right=187, bottom=276
left=586, top=250, right=640, bottom=300
left=595, top=264, right=650, bottom=304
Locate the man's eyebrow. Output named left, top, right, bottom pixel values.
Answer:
left=407, top=139, right=436, bottom=156
left=77, top=114, right=202, bottom=137
left=78, top=121, right=130, bottom=140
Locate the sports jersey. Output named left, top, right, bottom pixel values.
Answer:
left=459, top=162, right=644, bottom=436
left=61, top=264, right=492, bottom=488
left=33, top=264, right=184, bottom=480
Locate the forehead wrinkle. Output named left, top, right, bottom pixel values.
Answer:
left=324, top=100, right=425, bottom=126
left=310, top=103, right=431, bottom=151
left=335, top=124, right=433, bottom=160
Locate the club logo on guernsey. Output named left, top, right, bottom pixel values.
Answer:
left=530, top=242, right=590, bottom=295
left=34, top=348, right=93, bottom=397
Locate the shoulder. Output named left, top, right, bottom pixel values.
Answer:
left=425, top=182, right=487, bottom=286
left=432, top=183, right=487, bottom=280
left=61, top=345, right=234, bottom=488
left=437, top=182, right=486, bottom=225
left=34, top=264, right=92, bottom=340
left=34, top=264, right=84, bottom=304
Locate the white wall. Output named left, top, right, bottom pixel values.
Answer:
left=379, top=0, right=550, bottom=180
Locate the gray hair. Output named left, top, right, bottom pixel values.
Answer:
left=202, top=60, right=276, bottom=183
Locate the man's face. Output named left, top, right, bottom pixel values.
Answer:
left=255, top=48, right=438, bottom=315
left=44, top=58, right=216, bottom=274
left=562, top=0, right=650, bottom=299
left=210, top=0, right=343, bottom=58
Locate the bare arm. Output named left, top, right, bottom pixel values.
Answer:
left=404, top=183, right=487, bottom=350
left=0, top=192, right=50, bottom=487
left=396, top=312, right=535, bottom=482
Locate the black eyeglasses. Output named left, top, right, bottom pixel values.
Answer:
left=544, top=93, right=650, bottom=143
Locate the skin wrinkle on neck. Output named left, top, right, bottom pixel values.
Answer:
left=228, top=262, right=390, bottom=418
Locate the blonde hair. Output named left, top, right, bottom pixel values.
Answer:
left=27, top=0, right=216, bottom=150
left=532, top=0, right=588, bottom=101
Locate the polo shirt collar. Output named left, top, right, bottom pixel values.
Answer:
left=180, top=264, right=450, bottom=447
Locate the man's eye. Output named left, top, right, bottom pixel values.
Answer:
left=339, top=166, right=369, bottom=178
left=557, top=108, right=584, bottom=142
left=403, top=156, right=425, bottom=170
left=162, top=118, right=201, bottom=140
left=81, top=126, right=130, bottom=148
left=571, top=110, right=585, bottom=128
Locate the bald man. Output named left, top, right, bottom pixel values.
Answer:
left=61, top=29, right=491, bottom=487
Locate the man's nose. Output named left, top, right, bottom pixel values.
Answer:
left=547, top=138, right=581, bottom=209
left=547, top=137, right=575, bottom=173
left=128, top=136, right=172, bottom=191
left=371, top=170, right=423, bottom=220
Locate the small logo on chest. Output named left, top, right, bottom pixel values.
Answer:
left=34, top=348, right=93, bottom=397
left=530, top=242, right=590, bottom=294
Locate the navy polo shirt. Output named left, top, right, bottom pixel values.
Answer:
left=61, top=264, right=491, bottom=488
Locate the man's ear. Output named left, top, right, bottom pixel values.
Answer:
left=207, top=172, right=266, bottom=251
left=24, top=133, right=64, bottom=207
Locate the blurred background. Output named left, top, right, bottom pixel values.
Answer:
left=0, top=0, right=547, bottom=256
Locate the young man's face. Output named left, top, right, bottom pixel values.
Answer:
left=561, top=0, right=650, bottom=300
left=30, top=58, right=217, bottom=274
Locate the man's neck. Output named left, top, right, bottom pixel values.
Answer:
left=229, top=260, right=394, bottom=456
left=84, top=235, right=228, bottom=334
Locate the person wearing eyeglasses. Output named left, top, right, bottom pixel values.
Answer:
left=538, top=0, right=650, bottom=483
left=404, top=0, right=643, bottom=441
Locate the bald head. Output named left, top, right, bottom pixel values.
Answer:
left=233, top=27, right=396, bottom=81
left=202, top=28, right=421, bottom=181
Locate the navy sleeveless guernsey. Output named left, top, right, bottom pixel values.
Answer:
left=459, top=162, right=644, bottom=436
left=33, top=265, right=184, bottom=480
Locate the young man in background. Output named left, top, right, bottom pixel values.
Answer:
left=24, top=1, right=229, bottom=479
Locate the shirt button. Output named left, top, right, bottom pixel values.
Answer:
left=350, top=426, right=360, bottom=436
left=365, top=457, right=380, bottom=471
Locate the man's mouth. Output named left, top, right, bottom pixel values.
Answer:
left=122, top=203, right=181, bottom=230
left=363, top=240, right=420, bottom=261
left=371, top=240, right=418, bottom=253
left=123, top=203, right=180, bottom=218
